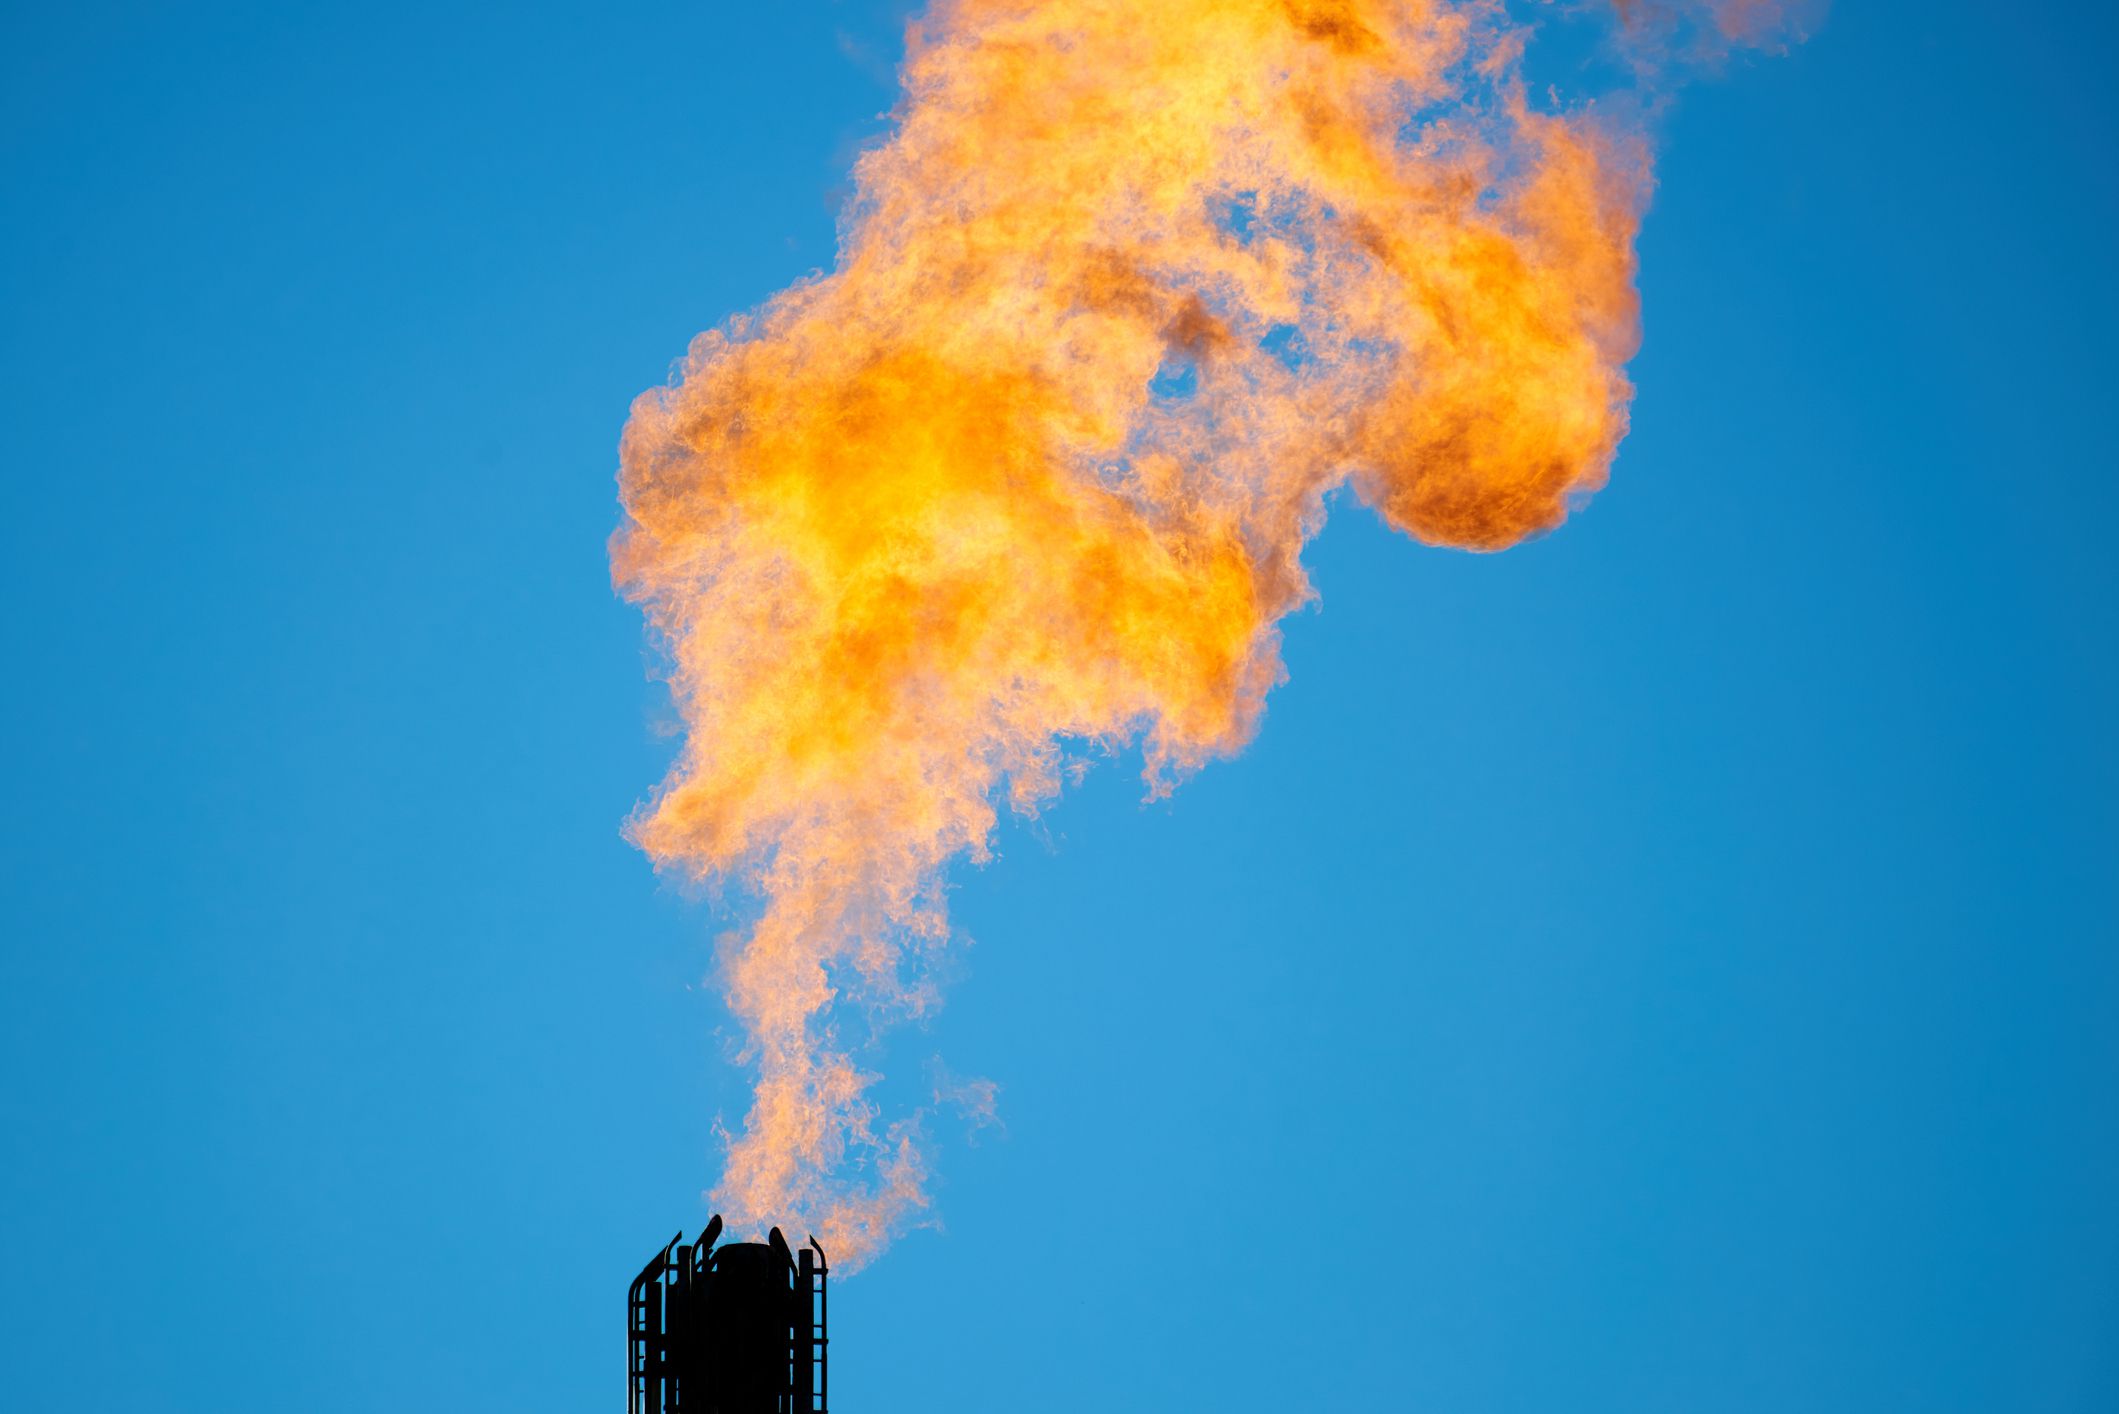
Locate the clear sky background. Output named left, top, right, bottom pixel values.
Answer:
left=4, top=2, right=2115, bottom=1410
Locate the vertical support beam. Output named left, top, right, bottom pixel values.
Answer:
left=669, top=1246, right=691, bottom=1412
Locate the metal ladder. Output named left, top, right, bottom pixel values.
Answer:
left=798, top=1240, right=829, bottom=1412
left=628, top=1235, right=679, bottom=1414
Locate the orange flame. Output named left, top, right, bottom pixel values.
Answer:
left=614, top=0, right=1796, bottom=1269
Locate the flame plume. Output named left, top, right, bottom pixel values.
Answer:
left=614, top=0, right=1803, bottom=1269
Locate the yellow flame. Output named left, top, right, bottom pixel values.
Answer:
left=613, top=0, right=1793, bottom=1269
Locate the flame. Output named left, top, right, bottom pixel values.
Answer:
left=614, top=0, right=1802, bottom=1269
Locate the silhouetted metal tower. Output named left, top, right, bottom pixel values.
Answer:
left=629, top=1217, right=828, bottom=1413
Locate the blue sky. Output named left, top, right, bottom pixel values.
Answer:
left=3, top=2, right=2114, bottom=1410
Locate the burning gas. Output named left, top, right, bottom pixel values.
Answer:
left=614, top=0, right=1811, bottom=1269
